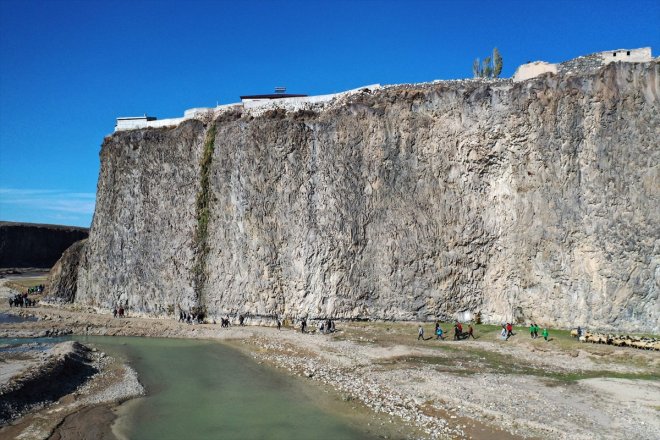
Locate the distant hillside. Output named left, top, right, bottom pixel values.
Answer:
left=0, top=222, right=89, bottom=269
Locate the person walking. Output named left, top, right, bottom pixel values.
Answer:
left=468, top=324, right=476, bottom=339
left=506, top=322, right=514, bottom=340
left=542, top=327, right=549, bottom=341
left=417, top=325, right=424, bottom=340
left=453, top=323, right=461, bottom=341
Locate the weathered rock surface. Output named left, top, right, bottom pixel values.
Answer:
left=0, top=222, right=88, bottom=269
left=44, top=239, right=87, bottom=303
left=74, top=61, right=658, bottom=332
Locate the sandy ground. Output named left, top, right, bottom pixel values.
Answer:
left=0, top=357, right=40, bottom=386
left=1, top=277, right=659, bottom=439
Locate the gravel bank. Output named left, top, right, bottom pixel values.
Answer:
left=1, top=277, right=658, bottom=439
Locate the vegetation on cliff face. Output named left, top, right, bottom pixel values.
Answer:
left=193, top=123, right=217, bottom=304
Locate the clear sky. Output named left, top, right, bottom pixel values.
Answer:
left=0, top=0, right=658, bottom=227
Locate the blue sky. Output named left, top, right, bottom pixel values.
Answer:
left=1, top=0, right=658, bottom=227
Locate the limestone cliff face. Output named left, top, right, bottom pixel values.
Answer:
left=76, top=61, right=659, bottom=332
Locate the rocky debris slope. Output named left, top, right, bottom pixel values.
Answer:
left=0, top=222, right=88, bottom=269
left=70, top=60, right=659, bottom=332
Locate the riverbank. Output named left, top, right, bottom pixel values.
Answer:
left=0, top=338, right=143, bottom=439
left=1, top=278, right=659, bottom=439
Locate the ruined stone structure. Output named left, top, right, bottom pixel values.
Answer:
left=57, top=51, right=658, bottom=333
left=514, top=47, right=653, bottom=82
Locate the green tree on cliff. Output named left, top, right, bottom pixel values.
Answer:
left=482, top=56, right=493, bottom=78
left=493, top=47, right=503, bottom=78
left=472, top=48, right=503, bottom=78
left=472, top=58, right=481, bottom=77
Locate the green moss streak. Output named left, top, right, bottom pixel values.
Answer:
left=193, top=123, right=217, bottom=305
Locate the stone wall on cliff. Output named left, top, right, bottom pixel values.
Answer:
left=0, top=222, right=88, bottom=269
left=75, top=61, right=659, bottom=332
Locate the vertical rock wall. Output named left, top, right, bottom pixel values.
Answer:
left=77, top=121, right=207, bottom=314
left=77, top=62, right=659, bottom=332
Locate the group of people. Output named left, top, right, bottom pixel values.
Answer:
left=297, top=318, right=336, bottom=334
left=216, top=313, right=247, bottom=327
left=529, top=323, right=540, bottom=339
left=27, top=284, right=44, bottom=294
left=529, top=323, right=549, bottom=341
left=112, top=306, right=126, bottom=318
left=499, top=322, right=549, bottom=342
left=178, top=310, right=205, bottom=324
left=453, top=321, right=476, bottom=340
left=318, top=319, right=336, bottom=334
left=8, top=292, right=36, bottom=308
left=418, top=321, right=475, bottom=341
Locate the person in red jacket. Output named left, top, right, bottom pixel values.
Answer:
left=506, top=322, right=514, bottom=340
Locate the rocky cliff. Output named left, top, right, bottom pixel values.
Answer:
left=0, top=222, right=88, bottom=269
left=44, top=239, right=87, bottom=303
left=75, top=61, right=659, bottom=332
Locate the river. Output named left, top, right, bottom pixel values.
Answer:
left=71, top=336, right=390, bottom=440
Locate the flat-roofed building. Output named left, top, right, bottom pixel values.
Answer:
left=115, top=115, right=157, bottom=131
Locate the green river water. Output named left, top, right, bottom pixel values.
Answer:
left=71, top=336, right=391, bottom=440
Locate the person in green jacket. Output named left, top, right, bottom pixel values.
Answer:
left=542, top=327, right=549, bottom=341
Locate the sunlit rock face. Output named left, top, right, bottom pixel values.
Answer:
left=74, top=61, right=659, bottom=332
